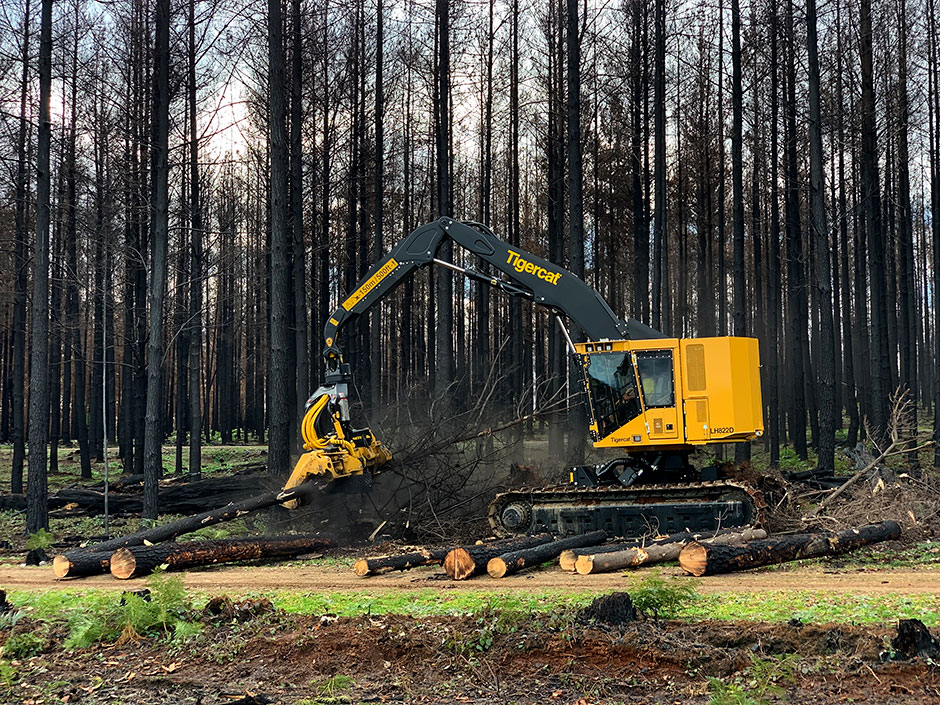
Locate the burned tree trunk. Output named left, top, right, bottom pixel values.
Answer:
left=575, top=528, right=766, bottom=575
left=53, top=480, right=320, bottom=572
left=110, top=535, right=333, bottom=579
left=53, top=551, right=113, bottom=579
left=444, top=534, right=552, bottom=580
left=353, top=548, right=451, bottom=577
left=559, top=527, right=753, bottom=571
left=488, top=530, right=606, bottom=578
left=679, top=521, right=901, bottom=576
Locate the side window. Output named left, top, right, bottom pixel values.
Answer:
left=635, top=351, right=675, bottom=408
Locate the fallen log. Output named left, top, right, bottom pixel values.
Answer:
left=444, top=534, right=552, bottom=580
left=575, top=528, right=766, bottom=575
left=679, top=520, right=901, bottom=576
left=52, top=480, right=320, bottom=578
left=52, top=550, right=114, bottom=579
left=487, top=530, right=607, bottom=578
left=559, top=527, right=754, bottom=572
left=2, top=472, right=271, bottom=515
left=353, top=548, right=451, bottom=577
left=109, top=535, right=333, bottom=580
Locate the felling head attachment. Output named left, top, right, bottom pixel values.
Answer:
left=280, top=376, right=392, bottom=509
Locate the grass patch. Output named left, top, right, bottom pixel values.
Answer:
left=269, top=589, right=597, bottom=617
left=8, top=584, right=940, bottom=635
left=683, top=590, right=940, bottom=625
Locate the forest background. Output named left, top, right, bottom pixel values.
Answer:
left=0, top=0, right=938, bottom=533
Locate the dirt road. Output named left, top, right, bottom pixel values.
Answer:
left=3, top=561, right=939, bottom=594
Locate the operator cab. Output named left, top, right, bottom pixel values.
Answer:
left=577, top=336, right=763, bottom=450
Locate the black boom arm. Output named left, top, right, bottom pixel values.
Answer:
left=323, top=218, right=663, bottom=370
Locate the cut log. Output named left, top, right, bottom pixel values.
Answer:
left=559, top=527, right=755, bottom=572
left=53, top=550, right=114, bottom=579
left=354, top=534, right=560, bottom=577
left=488, top=530, right=607, bottom=578
left=52, top=480, right=320, bottom=578
left=679, top=520, right=901, bottom=576
left=575, top=528, right=766, bottom=575
left=109, top=535, right=333, bottom=580
left=444, top=534, right=552, bottom=580
left=353, top=548, right=451, bottom=577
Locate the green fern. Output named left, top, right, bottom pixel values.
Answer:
left=0, top=659, right=17, bottom=687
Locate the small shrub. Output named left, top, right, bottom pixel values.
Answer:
left=628, top=574, right=700, bottom=619
left=745, top=653, right=800, bottom=698
left=26, top=529, right=54, bottom=551
left=314, top=673, right=354, bottom=697
left=1, top=631, right=44, bottom=658
left=707, top=677, right=760, bottom=705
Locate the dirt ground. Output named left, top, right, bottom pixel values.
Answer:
left=4, top=562, right=940, bottom=703
left=4, top=607, right=940, bottom=704
left=3, top=561, right=940, bottom=595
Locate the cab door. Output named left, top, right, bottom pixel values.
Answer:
left=635, top=350, right=679, bottom=441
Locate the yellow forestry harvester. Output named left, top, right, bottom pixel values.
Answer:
left=282, top=218, right=764, bottom=536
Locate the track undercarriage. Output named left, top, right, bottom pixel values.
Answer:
left=488, top=455, right=764, bottom=539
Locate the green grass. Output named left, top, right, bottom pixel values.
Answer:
left=9, top=584, right=940, bottom=627
left=684, top=590, right=940, bottom=625
left=270, top=589, right=597, bottom=617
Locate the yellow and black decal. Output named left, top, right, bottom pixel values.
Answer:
left=342, top=259, right=399, bottom=311
left=506, top=250, right=561, bottom=285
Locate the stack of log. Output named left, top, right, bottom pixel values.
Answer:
left=352, top=520, right=902, bottom=581
left=52, top=479, right=329, bottom=581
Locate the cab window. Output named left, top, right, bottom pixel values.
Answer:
left=584, top=352, right=642, bottom=439
left=635, top=351, right=675, bottom=408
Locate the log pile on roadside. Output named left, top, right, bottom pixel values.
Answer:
left=353, top=520, right=902, bottom=581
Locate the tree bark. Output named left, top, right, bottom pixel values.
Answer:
left=11, top=0, right=30, bottom=494
left=353, top=548, right=451, bottom=577
left=110, top=535, right=333, bottom=579
left=488, top=530, right=606, bottom=578
left=860, top=0, right=890, bottom=438
left=143, top=0, right=171, bottom=518
left=188, top=0, right=203, bottom=477
left=433, top=0, right=454, bottom=405
left=679, top=521, right=901, bottom=576
left=27, top=0, right=54, bottom=534
left=53, top=551, right=113, bottom=579
left=290, top=0, right=308, bottom=435
left=566, top=0, right=587, bottom=466
left=575, top=528, right=766, bottom=575
left=444, top=534, right=552, bottom=580
left=268, top=0, right=292, bottom=477
left=651, top=0, right=666, bottom=331
left=806, top=0, right=835, bottom=471
left=731, top=0, right=748, bottom=462
left=371, top=0, right=384, bottom=413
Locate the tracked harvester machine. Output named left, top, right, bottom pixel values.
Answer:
left=283, top=218, right=765, bottom=537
